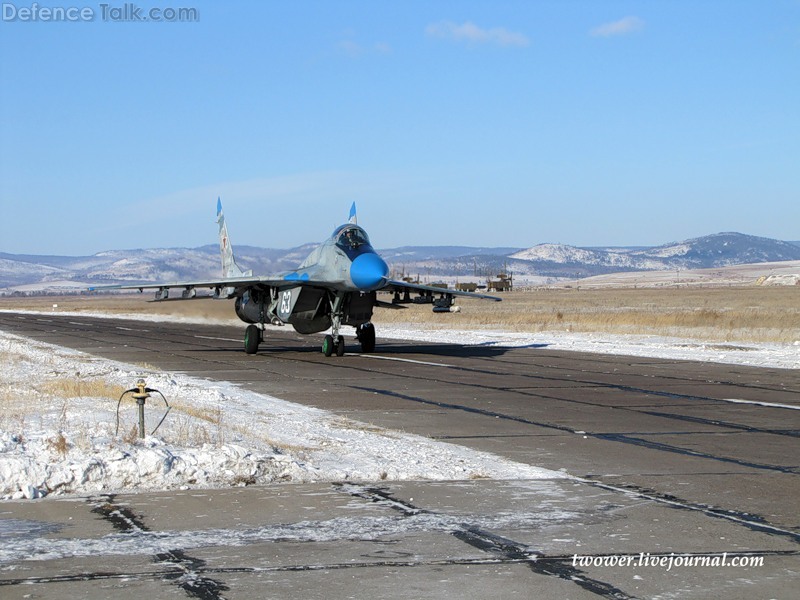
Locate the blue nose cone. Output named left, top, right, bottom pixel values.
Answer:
left=350, top=253, right=389, bottom=290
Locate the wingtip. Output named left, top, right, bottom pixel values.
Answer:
left=217, top=197, right=222, bottom=216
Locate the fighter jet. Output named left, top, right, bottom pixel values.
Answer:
left=93, top=200, right=501, bottom=356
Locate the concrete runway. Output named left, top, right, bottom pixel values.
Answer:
left=1, top=311, right=798, bottom=599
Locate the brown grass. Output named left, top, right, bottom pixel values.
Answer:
left=167, top=402, right=225, bottom=446
left=169, top=402, right=222, bottom=424
left=47, top=431, right=69, bottom=457
left=0, top=294, right=235, bottom=320
left=372, top=287, right=800, bottom=343
left=37, top=378, right=128, bottom=400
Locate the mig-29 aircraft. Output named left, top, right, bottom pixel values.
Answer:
left=93, top=200, right=501, bottom=357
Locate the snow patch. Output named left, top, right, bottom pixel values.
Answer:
left=0, top=331, right=563, bottom=500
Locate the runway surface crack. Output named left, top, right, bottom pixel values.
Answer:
left=88, top=495, right=229, bottom=599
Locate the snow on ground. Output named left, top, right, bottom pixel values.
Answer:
left=376, top=325, right=800, bottom=371
left=0, top=331, right=564, bottom=501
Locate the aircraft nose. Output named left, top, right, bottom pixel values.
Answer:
left=350, top=253, right=389, bottom=290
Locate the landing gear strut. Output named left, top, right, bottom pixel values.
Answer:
left=321, top=293, right=350, bottom=357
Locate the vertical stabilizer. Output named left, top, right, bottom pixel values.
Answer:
left=348, top=202, right=357, bottom=225
left=216, top=198, right=252, bottom=278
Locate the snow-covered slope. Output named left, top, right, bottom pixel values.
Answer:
left=632, top=232, right=800, bottom=266
left=508, top=244, right=662, bottom=270
left=510, top=244, right=603, bottom=263
left=0, top=257, right=69, bottom=286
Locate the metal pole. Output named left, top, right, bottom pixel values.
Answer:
left=131, top=379, right=150, bottom=440
left=137, top=397, right=146, bottom=439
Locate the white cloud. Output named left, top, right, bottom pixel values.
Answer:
left=337, top=39, right=392, bottom=58
left=590, top=16, right=645, bottom=37
left=338, top=39, right=364, bottom=57
left=426, top=21, right=529, bottom=47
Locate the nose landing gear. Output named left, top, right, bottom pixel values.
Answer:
left=322, top=334, right=346, bottom=357
left=319, top=293, right=377, bottom=357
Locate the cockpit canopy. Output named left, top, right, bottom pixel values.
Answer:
left=334, top=225, right=371, bottom=250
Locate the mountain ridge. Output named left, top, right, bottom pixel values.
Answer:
left=2, top=232, right=799, bottom=290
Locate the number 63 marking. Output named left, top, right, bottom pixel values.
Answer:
left=280, top=290, right=292, bottom=314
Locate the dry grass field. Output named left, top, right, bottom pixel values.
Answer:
left=2, top=286, right=799, bottom=343
left=379, top=287, right=800, bottom=343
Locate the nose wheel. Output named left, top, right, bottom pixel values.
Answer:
left=321, top=292, right=348, bottom=357
left=322, top=334, right=345, bottom=357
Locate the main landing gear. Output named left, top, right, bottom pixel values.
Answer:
left=244, top=321, right=376, bottom=357
left=244, top=324, right=262, bottom=355
left=356, top=323, right=376, bottom=353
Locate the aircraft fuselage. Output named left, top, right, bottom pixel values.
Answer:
left=234, top=224, right=389, bottom=334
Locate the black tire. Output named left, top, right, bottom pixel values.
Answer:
left=322, top=334, right=334, bottom=357
left=244, top=325, right=260, bottom=354
left=358, top=323, right=376, bottom=353
left=336, top=335, right=345, bottom=357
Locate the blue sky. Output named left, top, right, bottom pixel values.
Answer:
left=1, top=1, right=798, bottom=255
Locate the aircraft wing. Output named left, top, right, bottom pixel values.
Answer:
left=88, top=276, right=333, bottom=296
left=381, top=280, right=502, bottom=302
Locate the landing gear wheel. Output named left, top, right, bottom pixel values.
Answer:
left=336, top=335, right=345, bottom=357
left=356, top=323, right=376, bottom=353
left=244, top=324, right=260, bottom=354
left=322, top=334, right=334, bottom=357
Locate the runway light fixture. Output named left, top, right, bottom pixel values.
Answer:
left=115, top=379, right=171, bottom=439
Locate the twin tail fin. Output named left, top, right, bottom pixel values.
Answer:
left=216, top=198, right=252, bottom=278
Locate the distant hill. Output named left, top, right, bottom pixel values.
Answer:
left=2, top=232, right=799, bottom=292
left=505, top=232, right=800, bottom=278
left=0, top=244, right=317, bottom=289
left=636, top=232, right=800, bottom=265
